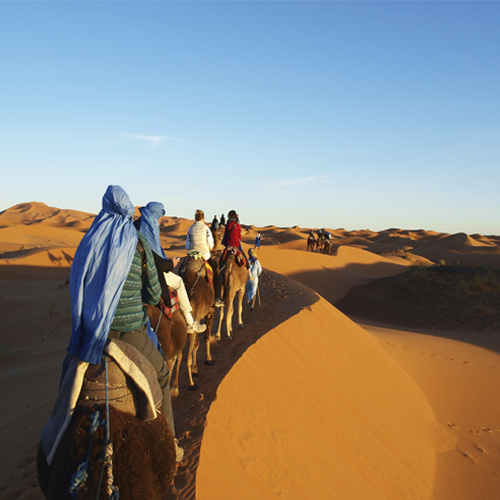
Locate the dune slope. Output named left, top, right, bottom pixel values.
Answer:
left=196, top=289, right=449, bottom=500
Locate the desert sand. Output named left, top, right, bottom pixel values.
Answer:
left=0, top=202, right=499, bottom=500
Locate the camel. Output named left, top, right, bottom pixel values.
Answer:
left=211, top=228, right=223, bottom=257
left=307, top=235, right=317, bottom=252
left=182, top=267, right=216, bottom=378
left=317, top=236, right=325, bottom=253
left=322, top=239, right=331, bottom=255
left=216, top=252, right=248, bottom=341
left=37, top=351, right=176, bottom=500
left=145, top=305, right=188, bottom=396
left=329, top=244, right=340, bottom=256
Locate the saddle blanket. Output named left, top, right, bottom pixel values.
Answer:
left=41, top=339, right=162, bottom=465
left=161, top=288, right=179, bottom=319
left=221, top=246, right=247, bottom=268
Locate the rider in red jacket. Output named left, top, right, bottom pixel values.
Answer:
left=223, top=213, right=242, bottom=248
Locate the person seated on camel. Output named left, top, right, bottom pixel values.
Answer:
left=185, top=209, right=223, bottom=308
left=211, top=215, right=219, bottom=232
left=135, top=202, right=206, bottom=335
left=222, top=210, right=252, bottom=279
left=66, top=185, right=183, bottom=462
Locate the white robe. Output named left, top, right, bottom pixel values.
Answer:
left=246, top=259, right=262, bottom=301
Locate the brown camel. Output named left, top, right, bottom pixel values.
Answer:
left=329, top=244, right=340, bottom=256
left=37, top=354, right=176, bottom=500
left=211, top=228, right=223, bottom=257
left=216, top=253, right=248, bottom=341
left=322, top=239, right=331, bottom=255
left=317, top=236, right=325, bottom=253
left=182, top=267, right=216, bottom=377
left=145, top=305, right=188, bottom=396
left=307, top=235, right=317, bottom=252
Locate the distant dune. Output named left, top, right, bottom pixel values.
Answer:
left=0, top=202, right=499, bottom=500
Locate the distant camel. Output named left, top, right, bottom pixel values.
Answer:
left=216, top=253, right=248, bottom=341
left=307, top=236, right=317, bottom=252
left=329, top=244, right=340, bottom=256
left=37, top=350, right=176, bottom=500
left=317, top=236, right=325, bottom=253
left=322, top=239, right=331, bottom=255
left=145, top=305, right=188, bottom=396
left=211, top=229, right=223, bottom=257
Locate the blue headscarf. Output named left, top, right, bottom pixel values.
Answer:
left=68, top=185, right=138, bottom=364
left=138, top=202, right=167, bottom=259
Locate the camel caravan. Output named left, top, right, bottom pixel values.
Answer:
left=37, top=187, right=260, bottom=500
left=307, top=228, right=339, bottom=255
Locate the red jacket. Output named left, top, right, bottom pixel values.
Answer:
left=223, top=219, right=241, bottom=248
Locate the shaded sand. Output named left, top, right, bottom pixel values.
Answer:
left=0, top=202, right=499, bottom=500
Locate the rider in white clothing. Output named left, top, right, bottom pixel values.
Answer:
left=186, top=210, right=214, bottom=259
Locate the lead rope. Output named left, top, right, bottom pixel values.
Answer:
left=188, top=266, right=204, bottom=298
left=69, top=411, right=104, bottom=499
left=95, top=355, right=119, bottom=500
left=154, top=307, right=163, bottom=333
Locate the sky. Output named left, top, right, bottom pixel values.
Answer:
left=1, top=1, right=499, bottom=235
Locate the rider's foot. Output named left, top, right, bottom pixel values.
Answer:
left=174, top=438, right=184, bottom=463
left=214, top=298, right=224, bottom=308
left=187, top=320, right=206, bottom=334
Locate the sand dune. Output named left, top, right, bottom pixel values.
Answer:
left=0, top=202, right=499, bottom=500
left=196, top=292, right=451, bottom=500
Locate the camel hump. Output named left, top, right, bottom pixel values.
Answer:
left=183, top=253, right=206, bottom=277
left=79, top=339, right=163, bottom=421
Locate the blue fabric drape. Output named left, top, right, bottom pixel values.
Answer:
left=138, top=202, right=166, bottom=258
left=68, top=185, right=138, bottom=364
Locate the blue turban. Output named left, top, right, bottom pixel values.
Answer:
left=138, top=202, right=167, bottom=259
left=68, top=185, right=138, bottom=364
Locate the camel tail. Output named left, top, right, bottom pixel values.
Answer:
left=207, top=332, right=219, bottom=345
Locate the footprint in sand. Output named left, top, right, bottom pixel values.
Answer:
left=447, top=422, right=459, bottom=430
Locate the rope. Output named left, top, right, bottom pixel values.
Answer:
left=188, top=266, right=204, bottom=298
left=154, top=307, right=163, bottom=333
left=69, top=356, right=120, bottom=500
left=68, top=410, right=104, bottom=499
left=95, top=355, right=120, bottom=500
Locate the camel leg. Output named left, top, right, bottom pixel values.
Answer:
left=216, top=306, right=224, bottom=340
left=170, top=352, right=181, bottom=398
left=236, top=288, right=245, bottom=329
left=192, top=333, right=200, bottom=376
left=167, top=354, right=179, bottom=398
left=225, top=292, right=235, bottom=341
left=186, top=333, right=198, bottom=391
left=204, top=312, right=215, bottom=365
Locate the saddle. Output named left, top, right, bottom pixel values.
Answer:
left=79, top=339, right=162, bottom=420
left=41, top=339, right=162, bottom=465
left=220, top=246, right=247, bottom=268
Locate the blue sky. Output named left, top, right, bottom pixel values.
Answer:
left=1, top=2, right=499, bottom=235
